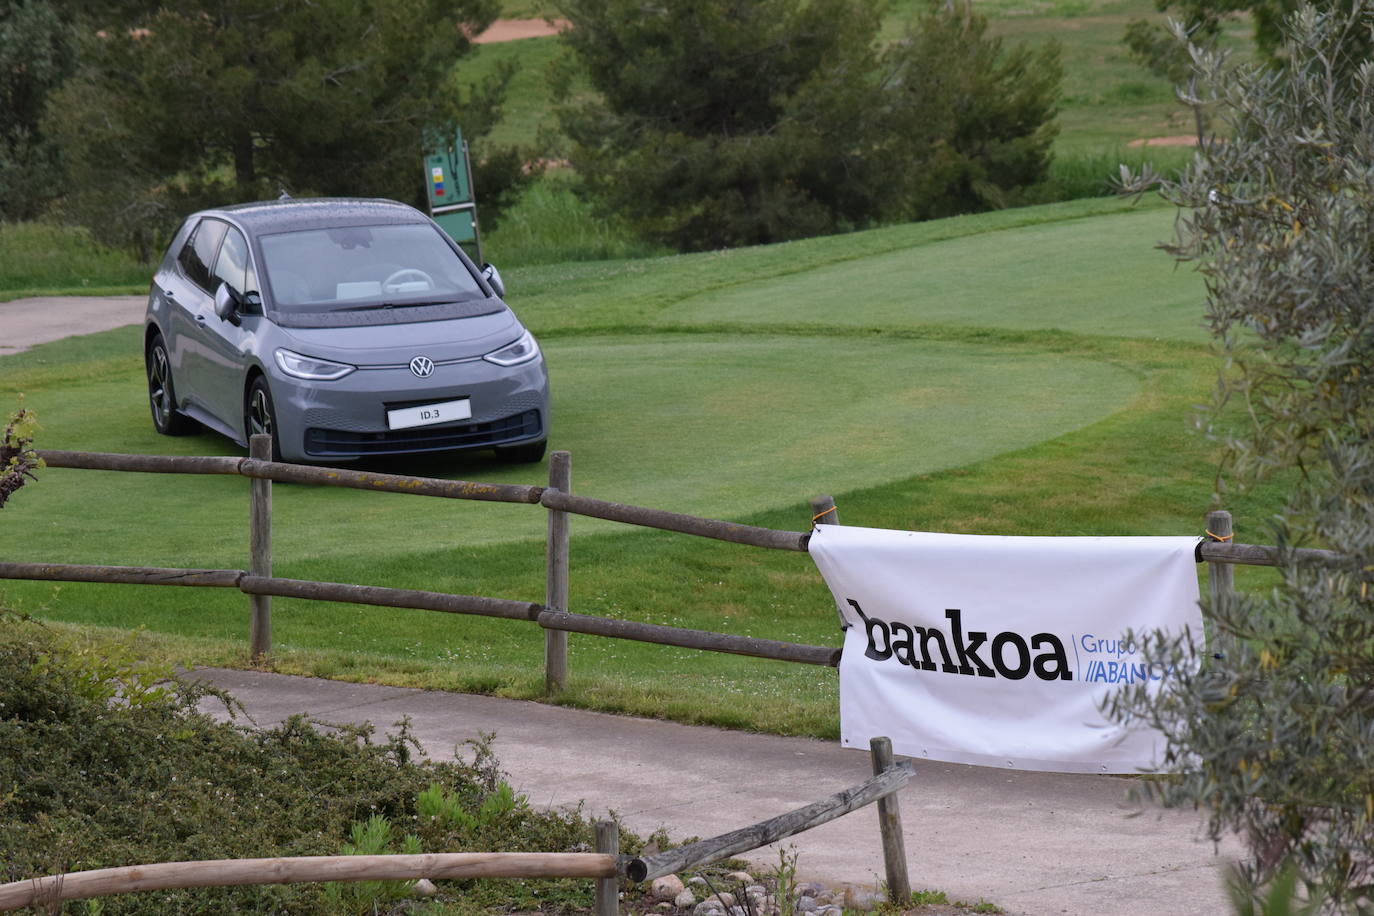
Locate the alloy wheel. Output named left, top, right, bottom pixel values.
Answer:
left=248, top=386, right=274, bottom=440
left=148, top=345, right=172, bottom=427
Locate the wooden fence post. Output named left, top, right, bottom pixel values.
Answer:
left=870, top=736, right=911, bottom=906
left=1205, top=509, right=1234, bottom=618
left=809, top=495, right=849, bottom=630
left=809, top=494, right=839, bottom=529
left=546, top=451, right=571, bottom=692
left=249, top=434, right=272, bottom=661
left=595, top=820, right=619, bottom=916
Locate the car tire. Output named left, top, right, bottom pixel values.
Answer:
left=494, top=438, right=547, bottom=464
left=244, top=376, right=283, bottom=461
left=146, top=332, right=198, bottom=436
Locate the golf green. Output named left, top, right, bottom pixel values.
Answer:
left=1, top=332, right=1138, bottom=570
left=665, top=208, right=1206, bottom=342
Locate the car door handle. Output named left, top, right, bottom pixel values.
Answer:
left=196, top=314, right=207, bottom=323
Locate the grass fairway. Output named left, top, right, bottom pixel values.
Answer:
left=2, top=198, right=1287, bottom=736
left=669, top=206, right=1205, bottom=342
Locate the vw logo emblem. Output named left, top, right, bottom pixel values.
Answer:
left=409, top=356, right=434, bottom=378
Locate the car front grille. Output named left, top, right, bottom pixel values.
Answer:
left=304, top=409, right=542, bottom=456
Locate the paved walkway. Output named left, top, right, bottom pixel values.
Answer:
left=189, top=667, right=1241, bottom=916
left=0, top=295, right=144, bottom=355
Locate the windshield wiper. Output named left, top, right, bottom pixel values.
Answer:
left=336, top=299, right=459, bottom=312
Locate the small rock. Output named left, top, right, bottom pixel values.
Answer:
left=842, top=887, right=884, bottom=911
left=411, top=878, right=438, bottom=897
left=707, top=892, right=736, bottom=907
left=652, top=875, right=686, bottom=902
left=693, top=902, right=723, bottom=916
left=793, top=895, right=819, bottom=913
left=657, top=904, right=674, bottom=911
left=675, top=889, right=697, bottom=908
left=688, top=876, right=710, bottom=888
left=746, top=884, right=768, bottom=897
left=726, top=871, right=754, bottom=884
left=796, top=883, right=826, bottom=898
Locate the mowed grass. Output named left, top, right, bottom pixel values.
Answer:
left=0, top=197, right=1291, bottom=736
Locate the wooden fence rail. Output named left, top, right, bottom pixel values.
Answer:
left=0, top=853, right=618, bottom=911
left=0, top=561, right=841, bottom=665
left=34, top=447, right=1338, bottom=563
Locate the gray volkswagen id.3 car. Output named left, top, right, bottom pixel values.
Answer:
left=144, top=198, right=549, bottom=464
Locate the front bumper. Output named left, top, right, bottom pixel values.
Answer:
left=267, top=355, right=549, bottom=462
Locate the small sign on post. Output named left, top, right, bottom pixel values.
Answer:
left=423, top=127, right=482, bottom=263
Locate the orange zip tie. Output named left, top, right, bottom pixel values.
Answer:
left=812, top=505, right=837, bottom=524
left=1205, top=530, right=1234, bottom=542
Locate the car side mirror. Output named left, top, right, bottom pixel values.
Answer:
left=480, top=262, right=505, bottom=299
left=214, top=283, right=242, bottom=326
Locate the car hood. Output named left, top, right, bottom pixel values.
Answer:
left=274, top=310, right=524, bottom=365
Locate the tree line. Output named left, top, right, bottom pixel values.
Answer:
left=2, top=0, right=1062, bottom=257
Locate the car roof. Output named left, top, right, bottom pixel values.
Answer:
left=198, top=198, right=430, bottom=236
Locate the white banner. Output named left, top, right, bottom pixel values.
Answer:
left=809, top=525, right=1202, bottom=774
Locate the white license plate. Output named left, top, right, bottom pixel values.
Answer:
left=386, top=398, right=472, bottom=430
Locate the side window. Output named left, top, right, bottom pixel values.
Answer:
left=177, top=219, right=228, bottom=292
left=211, top=227, right=251, bottom=296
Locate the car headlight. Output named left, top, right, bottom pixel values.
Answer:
left=274, top=348, right=355, bottom=380
left=483, top=330, right=540, bottom=367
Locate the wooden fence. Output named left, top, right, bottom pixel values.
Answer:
left=0, top=737, right=913, bottom=913
left=0, top=438, right=1345, bottom=911
left=0, top=437, right=1340, bottom=688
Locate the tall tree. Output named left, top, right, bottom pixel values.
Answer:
left=552, top=0, right=1059, bottom=252
left=1111, top=3, right=1374, bottom=909
left=45, top=0, right=527, bottom=258
left=0, top=1, right=72, bottom=220
left=882, top=2, right=1061, bottom=220
left=1124, top=0, right=1371, bottom=82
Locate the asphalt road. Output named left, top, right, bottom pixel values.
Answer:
left=0, top=295, right=145, bottom=355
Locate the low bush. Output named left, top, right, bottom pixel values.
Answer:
left=0, top=614, right=634, bottom=914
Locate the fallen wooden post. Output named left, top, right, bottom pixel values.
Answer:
left=0, top=853, right=620, bottom=911
left=625, top=761, right=912, bottom=883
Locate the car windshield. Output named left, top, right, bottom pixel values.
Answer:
left=257, top=223, right=485, bottom=314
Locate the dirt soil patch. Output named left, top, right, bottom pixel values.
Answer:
left=1126, top=135, right=1199, bottom=147
left=473, top=18, right=568, bottom=43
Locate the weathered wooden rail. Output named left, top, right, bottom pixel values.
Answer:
left=0, top=853, right=618, bottom=911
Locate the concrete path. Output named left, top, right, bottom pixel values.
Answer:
left=0, top=295, right=145, bottom=355
left=189, top=667, right=1241, bottom=916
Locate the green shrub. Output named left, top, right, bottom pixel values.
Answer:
left=1110, top=4, right=1374, bottom=909
left=0, top=615, right=629, bottom=913
left=552, top=0, right=1060, bottom=251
